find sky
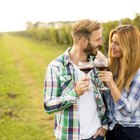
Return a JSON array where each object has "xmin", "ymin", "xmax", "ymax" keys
[{"xmin": 0, "ymin": 0, "xmax": 140, "ymax": 32}]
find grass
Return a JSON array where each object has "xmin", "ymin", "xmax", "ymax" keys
[{"xmin": 0, "ymin": 34, "xmax": 66, "ymax": 140}]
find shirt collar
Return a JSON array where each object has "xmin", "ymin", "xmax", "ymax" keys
[{"xmin": 63, "ymin": 47, "xmax": 72, "ymax": 66}]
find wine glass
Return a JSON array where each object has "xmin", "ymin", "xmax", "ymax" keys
[
  {"xmin": 78, "ymin": 61, "xmax": 94, "ymax": 74},
  {"xmin": 78, "ymin": 60, "xmax": 94, "ymax": 91},
  {"xmin": 94, "ymin": 57, "xmax": 109, "ymax": 90}
]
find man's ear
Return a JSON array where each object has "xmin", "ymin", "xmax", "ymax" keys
[{"xmin": 79, "ymin": 37, "xmax": 88, "ymax": 46}]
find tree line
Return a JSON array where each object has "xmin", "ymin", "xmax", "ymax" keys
[{"xmin": 11, "ymin": 13, "xmax": 140, "ymax": 54}]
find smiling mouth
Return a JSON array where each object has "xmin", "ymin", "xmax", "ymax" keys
[{"xmin": 112, "ymin": 51, "xmax": 116, "ymax": 54}]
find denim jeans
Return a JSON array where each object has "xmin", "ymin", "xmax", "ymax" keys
[{"xmin": 82, "ymin": 135, "xmax": 104, "ymax": 140}]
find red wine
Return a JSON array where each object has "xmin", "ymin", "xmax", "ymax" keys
[
  {"xmin": 95, "ymin": 66, "xmax": 108, "ymax": 71},
  {"xmin": 79, "ymin": 67, "xmax": 93, "ymax": 74}
]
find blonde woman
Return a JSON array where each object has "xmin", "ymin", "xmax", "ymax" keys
[{"xmin": 98, "ymin": 25, "xmax": 140, "ymax": 140}]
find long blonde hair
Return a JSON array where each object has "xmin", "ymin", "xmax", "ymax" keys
[{"xmin": 108, "ymin": 25, "xmax": 140, "ymax": 91}]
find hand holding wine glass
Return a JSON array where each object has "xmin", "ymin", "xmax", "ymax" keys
[
  {"xmin": 77, "ymin": 59, "xmax": 94, "ymax": 92},
  {"xmin": 74, "ymin": 76, "xmax": 90, "ymax": 96}
]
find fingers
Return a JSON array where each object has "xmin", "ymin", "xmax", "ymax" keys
[
  {"xmin": 93, "ymin": 130, "xmax": 100, "ymax": 139},
  {"xmin": 98, "ymin": 71, "xmax": 113, "ymax": 82},
  {"xmin": 77, "ymin": 76, "xmax": 90, "ymax": 87},
  {"xmin": 93, "ymin": 127, "xmax": 107, "ymax": 139},
  {"xmin": 98, "ymin": 71, "xmax": 112, "ymax": 77},
  {"xmin": 75, "ymin": 77, "xmax": 90, "ymax": 96}
]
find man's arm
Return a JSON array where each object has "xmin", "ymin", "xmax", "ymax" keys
[{"xmin": 44, "ymin": 64, "xmax": 78, "ymax": 114}]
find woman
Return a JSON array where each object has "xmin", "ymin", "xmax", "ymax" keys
[{"xmin": 98, "ymin": 25, "xmax": 140, "ymax": 140}]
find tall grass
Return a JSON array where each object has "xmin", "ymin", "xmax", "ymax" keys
[{"xmin": 0, "ymin": 34, "xmax": 66, "ymax": 140}]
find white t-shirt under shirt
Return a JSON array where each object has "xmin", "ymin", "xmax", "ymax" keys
[{"xmin": 73, "ymin": 63, "xmax": 101, "ymax": 139}]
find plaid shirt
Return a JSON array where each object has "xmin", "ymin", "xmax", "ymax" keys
[
  {"xmin": 44, "ymin": 48, "xmax": 107, "ymax": 140},
  {"xmin": 104, "ymin": 68, "xmax": 140, "ymax": 130}
]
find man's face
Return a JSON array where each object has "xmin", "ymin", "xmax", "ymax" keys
[{"xmin": 84, "ymin": 29, "xmax": 102, "ymax": 56}]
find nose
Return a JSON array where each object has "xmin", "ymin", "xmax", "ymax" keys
[
  {"xmin": 98, "ymin": 38, "xmax": 103, "ymax": 46},
  {"xmin": 110, "ymin": 42, "xmax": 116, "ymax": 49}
]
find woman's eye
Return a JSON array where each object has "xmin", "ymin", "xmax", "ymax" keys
[{"xmin": 115, "ymin": 42, "xmax": 119, "ymax": 45}]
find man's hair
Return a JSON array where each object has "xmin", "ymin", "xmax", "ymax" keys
[
  {"xmin": 71, "ymin": 19, "xmax": 101, "ymax": 43},
  {"xmin": 109, "ymin": 24, "xmax": 140, "ymax": 91}
]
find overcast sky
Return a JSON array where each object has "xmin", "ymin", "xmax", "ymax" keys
[{"xmin": 0, "ymin": 0, "xmax": 140, "ymax": 32}]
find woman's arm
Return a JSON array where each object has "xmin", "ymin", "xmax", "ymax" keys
[{"xmin": 98, "ymin": 70, "xmax": 140, "ymax": 116}]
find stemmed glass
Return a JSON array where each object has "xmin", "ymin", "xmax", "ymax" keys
[
  {"xmin": 78, "ymin": 55, "xmax": 95, "ymax": 74},
  {"xmin": 77, "ymin": 56, "xmax": 95, "ymax": 91},
  {"xmin": 78, "ymin": 61, "xmax": 94, "ymax": 74},
  {"xmin": 94, "ymin": 57, "xmax": 109, "ymax": 90}
]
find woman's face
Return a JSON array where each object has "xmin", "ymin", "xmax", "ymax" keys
[{"xmin": 110, "ymin": 33, "xmax": 123, "ymax": 58}]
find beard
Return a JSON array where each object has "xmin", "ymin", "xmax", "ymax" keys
[{"xmin": 84, "ymin": 42, "xmax": 100, "ymax": 57}]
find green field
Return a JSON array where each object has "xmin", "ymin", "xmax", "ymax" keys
[{"xmin": 0, "ymin": 34, "xmax": 66, "ymax": 140}]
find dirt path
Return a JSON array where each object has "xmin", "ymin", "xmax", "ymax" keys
[{"xmin": 3, "ymin": 34, "xmax": 55, "ymax": 139}]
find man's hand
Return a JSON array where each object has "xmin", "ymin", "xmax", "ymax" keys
[
  {"xmin": 93, "ymin": 127, "xmax": 107, "ymax": 139},
  {"xmin": 75, "ymin": 76, "xmax": 90, "ymax": 96}
]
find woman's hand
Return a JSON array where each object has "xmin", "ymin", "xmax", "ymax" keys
[
  {"xmin": 98, "ymin": 71, "xmax": 115, "ymax": 88},
  {"xmin": 98, "ymin": 71, "xmax": 121, "ymax": 102}
]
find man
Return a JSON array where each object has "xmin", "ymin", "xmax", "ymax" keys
[{"xmin": 44, "ymin": 19, "xmax": 108, "ymax": 140}]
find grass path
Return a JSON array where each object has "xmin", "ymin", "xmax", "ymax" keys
[{"xmin": 0, "ymin": 34, "xmax": 65, "ymax": 140}]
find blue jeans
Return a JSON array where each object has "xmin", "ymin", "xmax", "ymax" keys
[{"xmin": 82, "ymin": 135, "xmax": 104, "ymax": 140}]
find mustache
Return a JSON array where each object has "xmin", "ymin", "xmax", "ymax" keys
[{"xmin": 86, "ymin": 45, "xmax": 101, "ymax": 51}]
